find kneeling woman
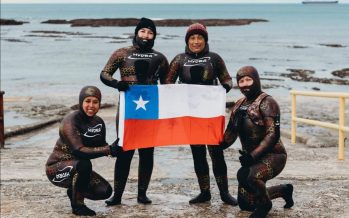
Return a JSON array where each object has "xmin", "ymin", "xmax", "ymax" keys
[
  {"xmin": 46, "ymin": 86, "xmax": 119, "ymax": 216},
  {"xmin": 220, "ymin": 67, "xmax": 293, "ymax": 218}
]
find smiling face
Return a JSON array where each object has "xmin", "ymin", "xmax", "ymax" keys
[
  {"xmin": 188, "ymin": 34, "xmax": 206, "ymax": 53},
  {"xmin": 82, "ymin": 96, "xmax": 100, "ymax": 117},
  {"xmin": 137, "ymin": 27, "xmax": 154, "ymax": 40}
]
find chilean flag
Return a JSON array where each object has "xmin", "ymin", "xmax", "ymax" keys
[{"xmin": 118, "ymin": 84, "xmax": 226, "ymax": 151}]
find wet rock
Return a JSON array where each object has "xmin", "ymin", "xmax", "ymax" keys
[
  {"xmin": 41, "ymin": 19, "xmax": 70, "ymax": 24},
  {"xmin": 332, "ymin": 68, "xmax": 349, "ymax": 78},
  {"xmin": 2, "ymin": 38, "xmax": 30, "ymax": 43},
  {"xmin": 288, "ymin": 45, "xmax": 308, "ymax": 49},
  {"xmin": 30, "ymin": 30, "xmax": 91, "ymax": 36},
  {"xmin": 281, "ymin": 69, "xmax": 349, "ymax": 85},
  {"xmin": 41, "ymin": 18, "xmax": 268, "ymax": 27},
  {"xmin": 319, "ymin": 43, "xmax": 346, "ymax": 48},
  {"xmin": 0, "ymin": 19, "xmax": 28, "ymax": 25}
]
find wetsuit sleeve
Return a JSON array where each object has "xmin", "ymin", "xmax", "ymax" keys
[
  {"xmin": 158, "ymin": 54, "xmax": 170, "ymax": 84},
  {"xmin": 100, "ymin": 49, "xmax": 125, "ymax": 88},
  {"xmin": 222, "ymin": 111, "xmax": 238, "ymax": 148},
  {"xmin": 212, "ymin": 53, "xmax": 233, "ymax": 89},
  {"xmin": 250, "ymin": 96, "xmax": 281, "ymax": 160},
  {"xmin": 164, "ymin": 55, "xmax": 181, "ymax": 84},
  {"xmin": 60, "ymin": 119, "xmax": 111, "ymax": 159}
]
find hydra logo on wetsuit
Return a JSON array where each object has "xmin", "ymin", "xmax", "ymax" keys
[
  {"xmin": 184, "ymin": 57, "xmax": 211, "ymax": 67},
  {"xmin": 83, "ymin": 124, "xmax": 102, "ymax": 138},
  {"xmin": 52, "ymin": 166, "xmax": 73, "ymax": 183},
  {"xmin": 127, "ymin": 53, "xmax": 158, "ymax": 60}
]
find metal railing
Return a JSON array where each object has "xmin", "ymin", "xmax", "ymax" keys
[{"xmin": 290, "ymin": 90, "xmax": 349, "ymax": 160}]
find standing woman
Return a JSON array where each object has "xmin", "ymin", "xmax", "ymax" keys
[
  {"xmin": 165, "ymin": 23, "xmax": 237, "ymax": 205},
  {"xmin": 100, "ymin": 17, "xmax": 169, "ymax": 205},
  {"xmin": 46, "ymin": 86, "xmax": 119, "ymax": 216},
  {"xmin": 220, "ymin": 66, "xmax": 294, "ymax": 218}
]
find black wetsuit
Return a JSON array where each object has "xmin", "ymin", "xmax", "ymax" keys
[
  {"xmin": 165, "ymin": 44, "xmax": 236, "ymax": 204},
  {"xmin": 100, "ymin": 38, "xmax": 169, "ymax": 204}
]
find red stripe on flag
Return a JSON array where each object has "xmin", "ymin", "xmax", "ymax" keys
[{"xmin": 122, "ymin": 116, "xmax": 225, "ymax": 151}]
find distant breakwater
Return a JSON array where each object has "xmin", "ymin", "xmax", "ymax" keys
[{"xmin": 1, "ymin": 18, "xmax": 268, "ymax": 27}]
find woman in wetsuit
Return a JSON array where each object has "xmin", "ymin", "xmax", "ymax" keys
[
  {"xmin": 164, "ymin": 23, "xmax": 237, "ymax": 206},
  {"xmin": 46, "ymin": 86, "xmax": 119, "ymax": 216},
  {"xmin": 220, "ymin": 66, "xmax": 294, "ymax": 218},
  {"xmin": 100, "ymin": 17, "xmax": 169, "ymax": 205}
]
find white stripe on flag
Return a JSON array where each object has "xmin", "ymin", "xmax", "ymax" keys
[
  {"xmin": 118, "ymin": 92, "xmax": 125, "ymax": 148},
  {"xmin": 158, "ymin": 84, "xmax": 226, "ymax": 119}
]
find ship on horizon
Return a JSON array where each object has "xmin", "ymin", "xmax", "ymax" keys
[{"xmin": 302, "ymin": 0, "xmax": 338, "ymax": 4}]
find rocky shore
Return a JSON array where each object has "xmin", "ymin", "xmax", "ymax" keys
[
  {"xmin": 1, "ymin": 106, "xmax": 348, "ymax": 218},
  {"xmin": 0, "ymin": 19, "xmax": 28, "ymax": 25},
  {"xmin": 0, "ymin": 18, "xmax": 267, "ymax": 27},
  {"xmin": 281, "ymin": 68, "xmax": 349, "ymax": 86}
]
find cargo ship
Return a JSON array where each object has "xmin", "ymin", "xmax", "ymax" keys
[{"xmin": 302, "ymin": 1, "xmax": 338, "ymax": 4}]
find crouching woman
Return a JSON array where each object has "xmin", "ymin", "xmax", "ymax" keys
[{"xmin": 46, "ymin": 86, "xmax": 120, "ymax": 216}]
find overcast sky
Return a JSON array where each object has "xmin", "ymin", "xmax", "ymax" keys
[{"xmin": 2, "ymin": 0, "xmax": 349, "ymax": 3}]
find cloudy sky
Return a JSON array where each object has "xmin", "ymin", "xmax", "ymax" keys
[{"xmin": 1, "ymin": 0, "xmax": 349, "ymax": 3}]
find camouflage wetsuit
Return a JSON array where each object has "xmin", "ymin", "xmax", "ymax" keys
[
  {"xmin": 165, "ymin": 44, "xmax": 236, "ymax": 205},
  {"xmin": 46, "ymin": 86, "xmax": 113, "ymax": 215},
  {"xmin": 100, "ymin": 36, "xmax": 169, "ymax": 204},
  {"xmin": 221, "ymin": 66, "xmax": 293, "ymax": 217}
]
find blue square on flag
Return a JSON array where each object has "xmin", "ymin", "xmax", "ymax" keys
[{"xmin": 124, "ymin": 85, "xmax": 159, "ymax": 120}]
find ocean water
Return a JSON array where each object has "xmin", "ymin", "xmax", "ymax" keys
[{"xmin": 1, "ymin": 3, "xmax": 349, "ymax": 100}]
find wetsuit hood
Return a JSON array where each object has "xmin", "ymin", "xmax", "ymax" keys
[
  {"xmin": 236, "ymin": 66, "xmax": 262, "ymax": 100},
  {"xmin": 79, "ymin": 86, "xmax": 102, "ymax": 117}
]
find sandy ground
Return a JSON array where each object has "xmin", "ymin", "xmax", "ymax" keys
[{"xmin": 1, "ymin": 105, "xmax": 349, "ymax": 218}]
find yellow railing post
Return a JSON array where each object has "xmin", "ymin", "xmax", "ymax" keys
[
  {"xmin": 291, "ymin": 93, "xmax": 297, "ymax": 144},
  {"xmin": 338, "ymin": 97, "xmax": 345, "ymax": 160},
  {"xmin": 289, "ymin": 90, "xmax": 348, "ymax": 160}
]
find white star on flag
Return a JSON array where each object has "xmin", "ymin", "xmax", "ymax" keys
[{"xmin": 133, "ymin": 95, "xmax": 149, "ymax": 111}]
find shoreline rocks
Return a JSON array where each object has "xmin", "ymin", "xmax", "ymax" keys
[
  {"xmin": 0, "ymin": 19, "xmax": 28, "ymax": 25},
  {"xmin": 41, "ymin": 18, "xmax": 268, "ymax": 27},
  {"xmin": 332, "ymin": 68, "xmax": 349, "ymax": 78},
  {"xmin": 281, "ymin": 68, "xmax": 349, "ymax": 85}
]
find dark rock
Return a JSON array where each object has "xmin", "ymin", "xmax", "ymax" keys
[
  {"xmin": 332, "ymin": 68, "xmax": 349, "ymax": 78},
  {"xmin": 319, "ymin": 43, "xmax": 346, "ymax": 48},
  {"xmin": 288, "ymin": 45, "xmax": 308, "ymax": 49},
  {"xmin": 0, "ymin": 19, "xmax": 28, "ymax": 25},
  {"xmin": 41, "ymin": 19, "xmax": 70, "ymax": 24},
  {"xmin": 281, "ymin": 68, "xmax": 349, "ymax": 85},
  {"xmin": 30, "ymin": 30, "xmax": 91, "ymax": 36},
  {"xmin": 312, "ymin": 87, "xmax": 321, "ymax": 91},
  {"xmin": 2, "ymin": 38, "xmax": 30, "ymax": 43},
  {"xmin": 41, "ymin": 18, "xmax": 268, "ymax": 27}
]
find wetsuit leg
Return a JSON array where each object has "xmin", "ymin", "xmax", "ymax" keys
[
  {"xmin": 208, "ymin": 145, "xmax": 237, "ymax": 205},
  {"xmin": 267, "ymin": 184, "xmax": 294, "ymax": 208},
  {"xmin": 105, "ymin": 149, "xmax": 135, "ymax": 205},
  {"xmin": 46, "ymin": 160, "xmax": 75, "ymax": 188},
  {"xmin": 246, "ymin": 153, "xmax": 286, "ymax": 218},
  {"xmin": 84, "ymin": 171, "xmax": 112, "ymax": 200},
  {"xmin": 46, "ymin": 159, "xmax": 93, "ymax": 208},
  {"xmin": 189, "ymin": 145, "xmax": 211, "ymax": 204},
  {"xmin": 70, "ymin": 160, "xmax": 96, "ymax": 216},
  {"xmin": 137, "ymin": 147, "xmax": 154, "ymax": 204}
]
